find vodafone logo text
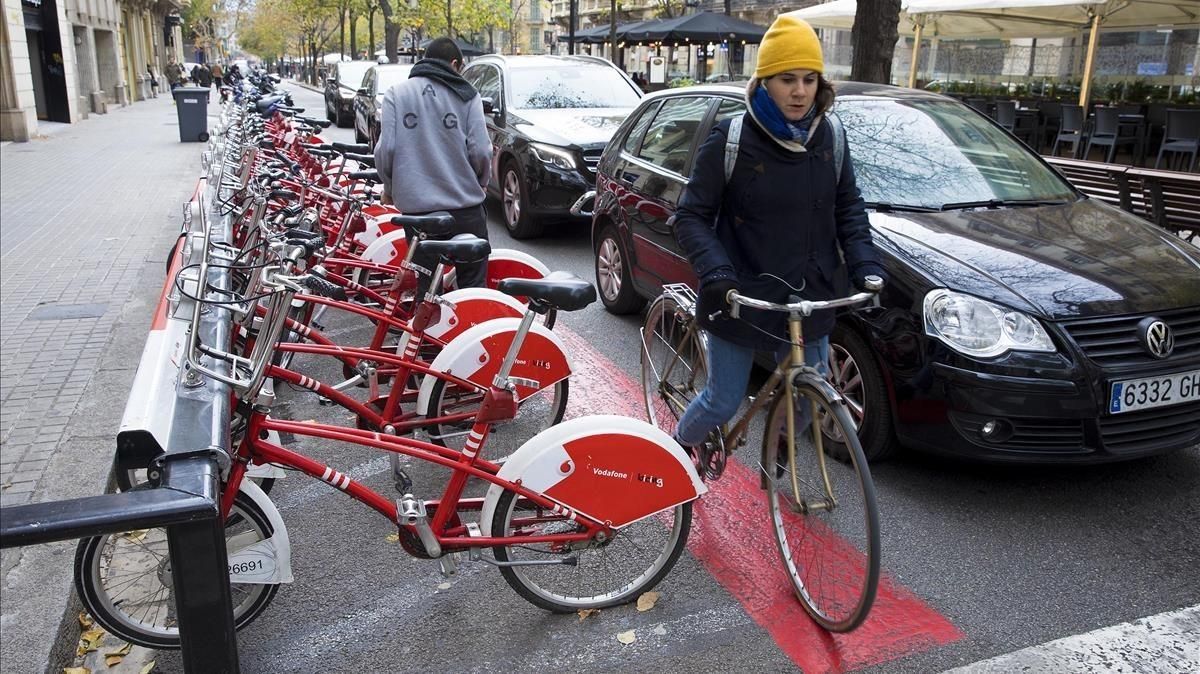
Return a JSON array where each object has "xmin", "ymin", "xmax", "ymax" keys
[{"xmin": 591, "ymin": 467, "xmax": 628, "ymax": 479}]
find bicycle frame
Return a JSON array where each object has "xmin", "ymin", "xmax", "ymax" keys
[{"xmin": 222, "ymin": 397, "xmax": 609, "ymax": 551}]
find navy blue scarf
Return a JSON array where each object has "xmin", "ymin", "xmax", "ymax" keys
[{"xmin": 750, "ymin": 85, "xmax": 817, "ymax": 144}]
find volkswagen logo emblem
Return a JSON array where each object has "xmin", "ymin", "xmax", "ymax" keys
[{"xmin": 1137, "ymin": 318, "xmax": 1174, "ymax": 359}]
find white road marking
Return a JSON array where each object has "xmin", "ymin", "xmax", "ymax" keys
[{"xmin": 944, "ymin": 604, "xmax": 1200, "ymax": 674}]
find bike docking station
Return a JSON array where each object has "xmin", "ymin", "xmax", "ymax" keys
[{"xmin": 0, "ymin": 120, "xmax": 244, "ymax": 673}]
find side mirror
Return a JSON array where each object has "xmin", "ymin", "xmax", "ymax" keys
[
  {"xmin": 356, "ymin": 88, "xmax": 368, "ymax": 96},
  {"xmin": 326, "ymin": 77, "xmax": 337, "ymax": 84},
  {"xmin": 481, "ymin": 96, "xmax": 495, "ymax": 115}
]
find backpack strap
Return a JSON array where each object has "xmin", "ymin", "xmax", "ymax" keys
[
  {"xmin": 723, "ymin": 115, "xmax": 743, "ymax": 183},
  {"xmin": 827, "ymin": 111, "xmax": 845, "ymax": 183},
  {"xmin": 722, "ymin": 112, "xmax": 844, "ymax": 185}
]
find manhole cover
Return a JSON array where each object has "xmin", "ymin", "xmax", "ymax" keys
[{"xmin": 28, "ymin": 303, "xmax": 109, "ymax": 320}]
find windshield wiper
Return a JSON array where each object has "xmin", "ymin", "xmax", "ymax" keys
[
  {"xmin": 939, "ymin": 198, "xmax": 1071, "ymax": 211},
  {"xmin": 865, "ymin": 201, "xmax": 939, "ymax": 213}
]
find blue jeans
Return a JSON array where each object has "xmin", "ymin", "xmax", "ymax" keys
[{"xmin": 675, "ymin": 332, "xmax": 830, "ymax": 447}]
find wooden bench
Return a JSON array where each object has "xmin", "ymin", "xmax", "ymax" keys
[{"xmin": 1044, "ymin": 156, "xmax": 1199, "ymax": 244}]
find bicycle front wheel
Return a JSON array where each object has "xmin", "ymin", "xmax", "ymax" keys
[
  {"xmin": 73, "ymin": 490, "xmax": 279, "ymax": 649},
  {"xmin": 490, "ymin": 490, "xmax": 691, "ymax": 613},
  {"xmin": 763, "ymin": 381, "xmax": 880, "ymax": 632},
  {"xmin": 641, "ymin": 295, "xmax": 707, "ymax": 436}
]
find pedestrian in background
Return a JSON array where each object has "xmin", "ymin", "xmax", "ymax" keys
[
  {"xmin": 166, "ymin": 59, "xmax": 183, "ymax": 91},
  {"xmin": 669, "ymin": 15, "xmax": 886, "ymax": 461},
  {"xmin": 191, "ymin": 63, "xmax": 213, "ymax": 88},
  {"xmin": 374, "ymin": 36, "xmax": 492, "ymax": 295},
  {"xmin": 146, "ymin": 63, "xmax": 158, "ymax": 95},
  {"xmin": 210, "ymin": 62, "xmax": 224, "ymax": 88}
]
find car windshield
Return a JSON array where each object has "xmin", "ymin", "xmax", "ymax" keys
[
  {"xmin": 374, "ymin": 65, "xmax": 414, "ymax": 93},
  {"xmin": 509, "ymin": 65, "xmax": 641, "ymax": 109},
  {"xmin": 836, "ymin": 97, "xmax": 1076, "ymax": 209},
  {"xmin": 338, "ymin": 62, "xmax": 373, "ymax": 88}
]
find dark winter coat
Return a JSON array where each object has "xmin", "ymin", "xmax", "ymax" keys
[{"xmin": 673, "ymin": 112, "xmax": 883, "ymax": 351}]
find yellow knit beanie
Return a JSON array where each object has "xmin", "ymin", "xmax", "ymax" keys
[{"xmin": 754, "ymin": 15, "xmax": 824, "ymax": 79}]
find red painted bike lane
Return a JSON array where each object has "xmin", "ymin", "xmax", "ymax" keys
[{"xmin": 558, "ymin": 327, "xmax": 963, "ymax": 673}]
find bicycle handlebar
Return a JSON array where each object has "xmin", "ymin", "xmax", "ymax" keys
[{"xmin": 725, "ymin": 275, "xmax": 883, "ymax": 320}]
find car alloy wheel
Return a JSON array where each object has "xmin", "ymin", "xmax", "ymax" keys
[
  {"xmin": 828, "ymin": 324, "xmax": 898, "ymax": 461},
  {"xmin": 595, "ymin": 225, "xmax": 644, "ymax": 314},
  {"xmin": 501, "ymin": 162, "xmax": 543, "ymax": 239}
]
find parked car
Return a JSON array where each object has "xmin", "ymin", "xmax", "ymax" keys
[
  {"xmin": 353, "ymin": 63, "xmax": 414, "ymax": 146},
  {"xmin": 461, "ymin": 54, "xmax": 643, "ymax": 238},
  {"xmin": 325, "ymin": 60, "xmax": 374, "ymax": 127},
  {"xmin": 592, "ymin": 82, "xmax": 1200, "ymax": 464}
]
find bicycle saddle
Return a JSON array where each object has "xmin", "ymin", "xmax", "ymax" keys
[
  {"xmin": 391, "ymin": 213, "xmax": 455, "ymax": 240},
  {"xmin": 418, "ymin": 234, "xmax": 490, "ymax": 264},
  {"xmin": 345, "ymin": 152, "xmax": 374, "ymax": 167},
  {"xmin": 331, "ymin": 142, "xmax": 372, "ymax": 155},
  {"xmin": 498, "ymin": 271, "xmax": 596, "ymax": 312}
]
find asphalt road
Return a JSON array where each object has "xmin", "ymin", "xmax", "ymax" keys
[{"xmin": 157, "ymin": 84, "xmax": 1199, "ymax": 673}]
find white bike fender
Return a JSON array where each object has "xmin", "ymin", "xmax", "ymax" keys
[
  {"xmin": 359, "ymin": 229, "xmax": 409, "ymax": 267},
  {"xmin": 415, "ymin": 317, "xmax": 572, "ymax": 416},
  {"xmin": 479, "ymin": 416, "xmax": 707, "ymax": 531},
  {"xmin": 444, "ymin": 248, "xmax": 551, "ymax": 290},
  {"xmin": 227, "ymin": 479, "xmax": 294, "ymax": 584},
  {"xmin": 425, "ymin": 288, "xmax": 526, "ymax": 342}
]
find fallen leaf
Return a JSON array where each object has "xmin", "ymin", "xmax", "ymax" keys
[
  {"xmin": 636, "ymin": 591, "xmax": 661, "ymax": 612},
  {"xmin": 63, "ymin": 668, "xmax": 91, "ymax": 674},
  {"xmin": 122, "ymin": 530, "xmax": 148, "ymax": 543},
  {"xmin": 616, "ymin": 630, "xmax": 636, "ymax": 645},
  {"xmin": 437, "ymin": 582, "xmax": 451, "ymax": 590},
  {"xmin": 104, "ymin": 642, "xmax": 132, "ymax": 667},
  {"xmin": 577, "ymin": 608, "xmax": 600, "ymax": 622},
  {"xmin": 77, "ymin": 612, "xmax": 94, "ymax": 629},
  {"xmin": 139, "ymin": 663, "xmax": 156, "ymax": 674},
  {"xmin": 76, "ymin": 628, "xmax": 105, "ymax": 656},
  {"xmin": 385, "ymin": 533, "xmax": 399, "ymax": 542}
]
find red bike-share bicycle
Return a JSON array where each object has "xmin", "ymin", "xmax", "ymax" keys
[{"xmin": 74, "ymin": 219, "xmax": 708, "ymax": 648}]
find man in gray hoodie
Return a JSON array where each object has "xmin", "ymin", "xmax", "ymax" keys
[{"xmin": 375, "ymin": 38, "xmax": 493, "ymax": 293}]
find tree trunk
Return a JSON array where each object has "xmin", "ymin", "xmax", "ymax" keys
[
  {"xmin": 368, "ymin": 9, "xmax": 376, "ymax": 56},
  {"xmin": 446, "ymin": 0, "xmax": 453, "ymax": 38},
  {"xmin": 850, "ymin": 0, "xmax": 903, "ymax": 84},
  {"xmin": 339, "ymin": 7, "xmax": 346, "ymax": 58},
  {"xmin": 609, "ymin": 0, "xmax": 617, "ymax": 58},
  {"xmin": 378, "ymin": 0, "xmax": 399, "ymax": 63},
  {"xmin": 350, "ymin": 10, "xmax": 358, "ymax": 57}
]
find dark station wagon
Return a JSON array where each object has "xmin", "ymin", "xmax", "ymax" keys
[{"xmin": 592, "ymin": 82, "xmax": 1200, "ymax": 464}]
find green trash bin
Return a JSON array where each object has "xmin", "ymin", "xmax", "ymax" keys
[{"xmin": 172, "ymin": 86, "xmax": 211, "ymax": 142}]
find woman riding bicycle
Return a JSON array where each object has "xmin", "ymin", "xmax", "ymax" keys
[{"xmin": 671, "ymin": 15, "xmax": 887, "ymax": 456}]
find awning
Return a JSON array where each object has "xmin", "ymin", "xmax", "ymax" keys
[{"xmin": 785, "ymin": 0, "xmax": 1200, "ymax": 103}]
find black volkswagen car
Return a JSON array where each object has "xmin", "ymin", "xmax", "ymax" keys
[
  {"xmin": 593, "ymin": 83, "xmax": 1200, "ymax": 464},
  {"xmin": 461, "ymin": 54, "xmax": 642, "ymax": 239}
]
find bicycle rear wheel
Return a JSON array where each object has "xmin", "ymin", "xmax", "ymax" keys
[
  {"xmin": 426, "ymin": 378, "xmax": 568, "ymax": 461},
  {"xmin": 763, "ymin": 380, "xmax": 880, "ymax": 632},
  {"xmin": 490, "ymin": 490, "xmax": 691, "ymax": 612},
  {"xmin": 641, "ymin": 295, "xmax": 707, "ymax": 436},
  {"xmin": 73, "ymin": 490, "xmax": 279, "ymax": 649}
]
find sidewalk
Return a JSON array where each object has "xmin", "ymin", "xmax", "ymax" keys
[{"xmin": 0, "ymin": 94, "xmax": 208, "ymax": 673}]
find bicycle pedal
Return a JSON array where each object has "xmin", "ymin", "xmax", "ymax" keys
[
  {"xmin": 317, "ymin": 397, "xmax": 335, "ymax": 406},
  {"xmin": 438, "ymin": 553, "xmax": 458, "ymax": 577}
]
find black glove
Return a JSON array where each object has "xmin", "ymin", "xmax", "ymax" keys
[
  {"xmin": 699, "ymin": 278, "xmax": 739, "ymax": 318},
  {"xmin": 853, "ymin": 264, "xmax": 888, "ymax": 292}
]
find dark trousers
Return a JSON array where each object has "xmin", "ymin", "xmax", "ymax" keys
[{"xmin": 410, "ymin": 203, "xmax": 489, "ymax": 297}]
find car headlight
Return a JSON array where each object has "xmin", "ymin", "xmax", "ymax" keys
[
  {"xmin": 529, "ymin": 142, "xmax": 577, "ymax": 170},
  {"xmin": 923, "ymin": 289, "xmax": 1055, "ymax": 358}
]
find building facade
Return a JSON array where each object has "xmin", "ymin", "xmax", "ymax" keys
[{"xmin": 0, "ymin": 0, "xmax": 184, "ymax": 141}]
